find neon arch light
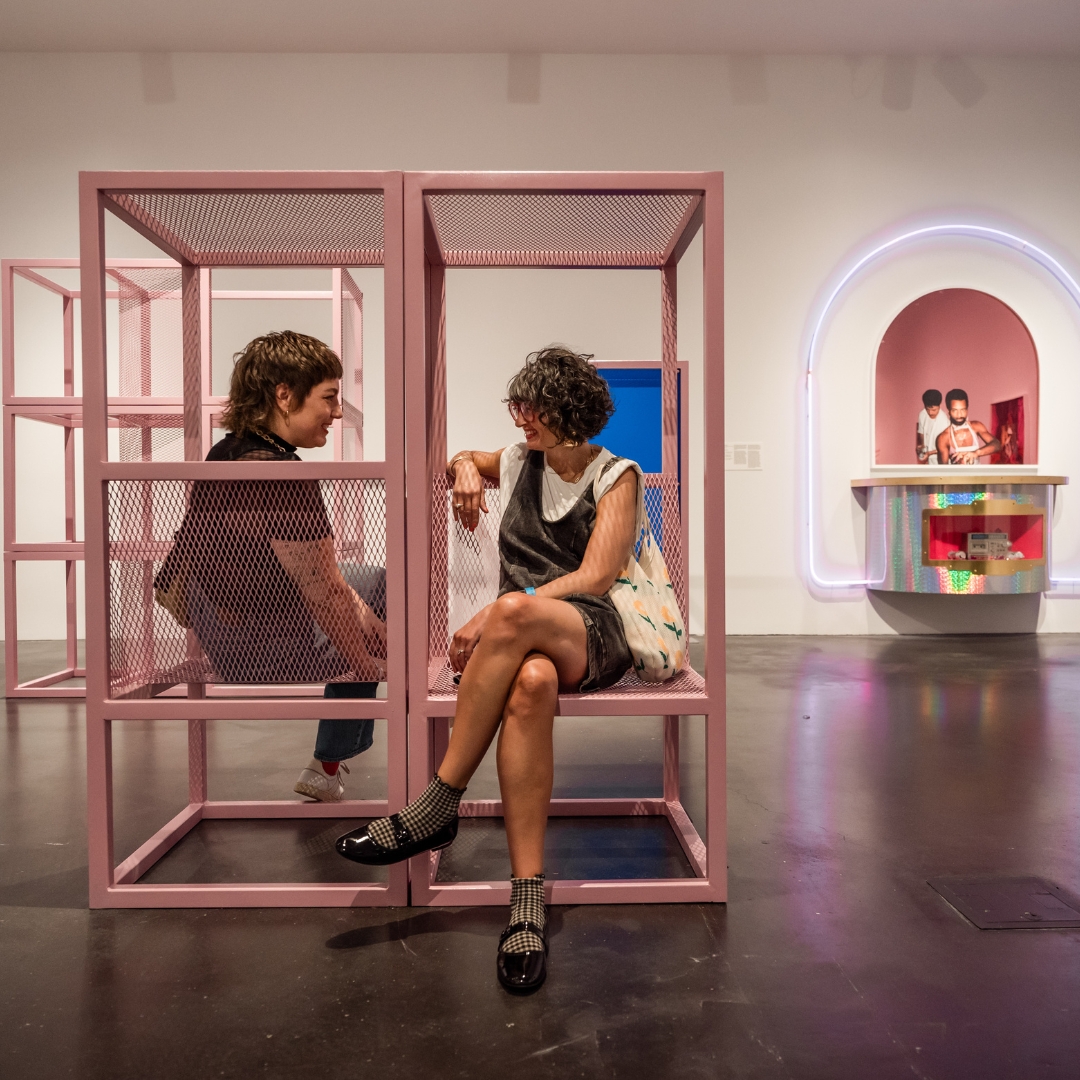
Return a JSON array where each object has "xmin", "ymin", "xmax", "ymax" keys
[{"xmin": 806, "ymin": 223, "xmax": 1080, "ymax": 590}]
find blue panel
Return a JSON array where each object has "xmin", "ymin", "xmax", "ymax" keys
[
  {"xmin": 597, "ymin": 368, "xmax": 663, "ymax": 473},
  {"xmin": 597, "ymin": 367, "xmax": 683, "ymax": 551}
]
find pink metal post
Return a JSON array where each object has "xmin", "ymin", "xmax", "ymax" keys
[
  {"xmin": 79, "ymin": 172, "xmax": 408, "ymax": 907},
  {"xmin": 403, "ymin": 172, "xmax": 726, "ymax": 906}
]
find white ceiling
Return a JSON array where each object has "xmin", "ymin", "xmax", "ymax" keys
[{"xmin": 1, "ymin": 0, "xmax": 1079, "ymax": 56}]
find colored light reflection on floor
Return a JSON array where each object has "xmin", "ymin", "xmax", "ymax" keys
[
  {"xmin": 785, "ymin": 652, "xmax": 877, "ymax": 955},
  {"xmin": 919, "ymin": 680, "xmax": 946, "ymax": 723}
]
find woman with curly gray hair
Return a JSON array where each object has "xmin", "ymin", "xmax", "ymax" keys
[{"xmin": 337, "ymin": 346, "xmax": 642, "ymax": 993}]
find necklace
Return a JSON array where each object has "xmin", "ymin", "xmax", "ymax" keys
[
  {"xmin": 550, "ymin": 445, "xmax": 600, "ymax": 484},
  {"xmin": 251, "ymin": 428, "xmax": 295, "ymax": 455}
]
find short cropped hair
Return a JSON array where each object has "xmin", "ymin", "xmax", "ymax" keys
[
  {"xmin": 220, "ymin": 331, "xmax": 343, "ymax": 437},
  {"xmin": 922, "ymin": 389, "xmax": 942, "ymax": 408},
  {"xmin": 505, "ymin": 346, "xmax": 615, "ymax": 445},
  {"xmin": 945, "ymin": 388, "xmax": 968, "ymax": 409}
]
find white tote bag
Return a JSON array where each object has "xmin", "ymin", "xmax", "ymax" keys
[{"xmin": 608, "ymin": 514, "xmax": 687, "ymax": 683}]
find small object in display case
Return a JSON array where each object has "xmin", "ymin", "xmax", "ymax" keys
[{"xmin": 967, "ymin": 532, "xmax": 1010, "ymax": 559}]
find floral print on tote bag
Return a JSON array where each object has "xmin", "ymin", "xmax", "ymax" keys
[{"xmin": 608, "ymin": 515, "xmax": 686, "ymax": 683}]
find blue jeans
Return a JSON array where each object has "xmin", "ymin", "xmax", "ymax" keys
[
  {"xmin": 312, "ymin": 563, "xmax": 383, "ymax": 762},
  {"xmin": 314, "ymin": 681, "xmax": 376, "ymax": 763},
  {"xmin": 189, "ymin": 563, "xmax": 384, "ymax": 764}
]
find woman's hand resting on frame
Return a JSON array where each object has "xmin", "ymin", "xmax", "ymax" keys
[
  {"xmin": 450, "ymin": 603, "xmax": 493, "ymax": 672},
  {"xmin": 447, "ymin": 449, "xmax": 502, "ymax": 532},
  {"xmin": 451, "ymin": 456, "xmax": 489, "ymax": 532}
]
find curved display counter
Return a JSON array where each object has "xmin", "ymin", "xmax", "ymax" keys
[{"xmin": 851, "ymin": 475, "xmax": 1068, "ymax": 594}]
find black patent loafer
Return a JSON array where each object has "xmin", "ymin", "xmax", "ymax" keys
[
  {"xmin": 496, "ymin": 919, "xmax": 548, "ymax": 994},
  {"xmin": 335, "ymin": 814, "xmax": 458, "ymax": 866}
]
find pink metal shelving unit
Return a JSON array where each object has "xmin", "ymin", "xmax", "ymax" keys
[
  {"xmin": 79, "ymin": 171, "xmax": 407, "ymax": 907},
  {"xmin": 3, "ymin": 259, "xmax": 174, "ymax": 696},
  {"xmin": 4, "ymin": 259, "xmax": 88, "ymax": 697},
  {"xmin": 3, "ymin": 259, "xmax": 365, "ymax": 698},
  {"xmin": 403, "ymin": 171, "xmax": 726, "ymax": 905}
]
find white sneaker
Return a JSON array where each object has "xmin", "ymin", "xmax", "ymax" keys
[{"xmin": 294, "ymin": 759, "xmax": 350, "ymax": 802}]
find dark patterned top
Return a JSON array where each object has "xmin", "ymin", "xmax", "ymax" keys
[{"xmin": 166, "ymin": 431, "xmax": 331, "ymax": 640}]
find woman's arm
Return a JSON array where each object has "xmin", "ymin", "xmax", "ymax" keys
[
  {"xmin": 271, "ymin": 535, "xmax": 386, "ymax": 680},
  {"xmin": 448, "ymin": 449, "xmax": 503, "ymax": 532},
  {"xmin": 539, "ymin": 469, "xmax": 638, "ymax": 598}
]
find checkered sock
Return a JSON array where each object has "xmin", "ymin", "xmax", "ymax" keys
[
  {"xmin": 501, "ymin": 875, "xmax": 546, "ymax": 954},
  {"xmin": 367, "ymin": 775, "xmax": 464, "ymax": 850}
]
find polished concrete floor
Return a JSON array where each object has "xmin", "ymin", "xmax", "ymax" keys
[{"xmin": 3, "ymin": 635, "xmax": 1080, "ymax": 1079}]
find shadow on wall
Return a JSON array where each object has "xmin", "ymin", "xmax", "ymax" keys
[{"xmin": 869, "ymin": 590, "xmax": 1042, "ymax": 634}]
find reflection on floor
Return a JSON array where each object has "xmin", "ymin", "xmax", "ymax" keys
[{"xmin": 3, "ymin": 635, "xmax": 1079, "ymax": 1079}]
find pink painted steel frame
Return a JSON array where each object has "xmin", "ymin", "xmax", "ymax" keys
[
  {"xmin": 403, "ymin": 172, "xmax": 725, "ymax": 906},
  {"xmin": 3, "ymin": 258, "xmax": 175, "ymax": 698},
  {"xmin": 79, "ymin": 171, "xmax": 407, "ymax": 908},
  {"xmin": 3, "ymin": 261, "xmax": 355, "ymax": 699},
  {"xmin": 3, "ymin": 259, "xmax": 85, "ymax": 697}
]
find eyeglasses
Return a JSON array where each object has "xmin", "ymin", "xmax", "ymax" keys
[{"xmin": 507, "ymin": 401, "xmax": 537, "ymax": 423}]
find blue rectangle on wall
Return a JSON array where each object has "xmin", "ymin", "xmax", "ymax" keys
[
  {"xmin": 597, "ymin": 366, "xmax": 682, "ymax": 551},
  {"xmin": 597, "ymin": 367, "xmax": 681, "ymax": 477},
  {"xmin": 597, "ymin": 368, "xmax": 662, "ymax": 472}
]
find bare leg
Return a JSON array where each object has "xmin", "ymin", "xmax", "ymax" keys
[
  {"xmin": 338, "ymin": 594, "xmax": 587, "ymax": 863},
  {"xmin": 437, "ymin": 593, "xmax": 587, "ymax": 789},
  {"xmin": 496, "ymin": 653, "xmax": 559, "ymax": 878}
]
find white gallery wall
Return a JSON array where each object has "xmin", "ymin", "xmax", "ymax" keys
[{"xmin": 2, "ymin": 51, "xmax": 1080, "ymax": 636}]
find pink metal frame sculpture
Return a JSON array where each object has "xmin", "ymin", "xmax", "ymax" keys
[
  {"xmin": 4, "ymin": 259, "xmax": 88, "ymax": 697},
  {"xmin": 4, "ymin": 259, "xmax": 363, "ymax": 698},
  {"xmin": 79, "ymin": 171, "xmax": 407, "ymax": 907},
  {"xmin": 403, "ymin": 172, "xmax": 726, "ymax": 905},
  {"xmin": 3, "ymin": 259, "xmax": 174, "ymax": 697}
]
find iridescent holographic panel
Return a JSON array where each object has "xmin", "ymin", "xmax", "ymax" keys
[{"xmin": 866, "ymin": 484, "xmax": 1050, "ymax": 594}]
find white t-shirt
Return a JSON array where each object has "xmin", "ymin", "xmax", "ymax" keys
[
  {"xmin": 917, "ymin": 408, "xmax": 950, "ymax": 465},
  {"xmin": 499, "ymin": 443, "xmax": 643, "ymax": 526}
]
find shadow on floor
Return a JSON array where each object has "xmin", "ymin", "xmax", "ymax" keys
[{"xmin": 325, "ymin": 905, "xmax": 568, "ymax": 950}]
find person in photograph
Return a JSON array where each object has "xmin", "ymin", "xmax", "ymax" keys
[
  {"xmin": 935, "ymin": 388, "xmax": 1001, "ymax": 465},
  {"xmin": 335, "ymin": 345, "xmax": 642, "ymax": 994},
  {"xmin": 998, "ymin": 421, "xmax": 1020, "ymax": 465},
  {"xmin": 916, "ymin": 388, "xmax": 949, "ymax": 465}
]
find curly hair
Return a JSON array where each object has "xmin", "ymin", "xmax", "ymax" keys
[
  {"xmin": 220, "ymin": 331, "xmax": 343, "ymax": 437},
  {"xmin": 505, "ymin": 346, "xmax": 614, "ymax": 445}
]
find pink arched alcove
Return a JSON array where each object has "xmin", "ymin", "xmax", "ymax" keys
[{"xmin": 874, "ymin": 288, "xmax": 1038, "ymax": 465}]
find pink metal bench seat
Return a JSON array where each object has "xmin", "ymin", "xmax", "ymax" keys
[{"xmin": 427, "ymin": 656, "xmax": 706, "ymax": 703}]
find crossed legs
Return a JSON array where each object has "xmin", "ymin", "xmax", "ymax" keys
[{"xmin": 437, "ymin": 593, "xmax": 588, "ymax": 875}]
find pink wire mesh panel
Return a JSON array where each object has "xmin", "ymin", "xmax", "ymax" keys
[
  {"xmin": 107, "ymin": 478, "xmax": 387, "ymax": 697},
  {"xmin": 340, "ymin": 269, "xmax": 364, "ymax": 460},
  {"xmin": 111, "ymin": 266, "xmax": 185, "ymax": 461},
  {"xmin": 425, "ymin": 193, "xmax": 699, "ymax": 267},
  {"xmin": 426, "ymin": 474, "xmax": 703, "ymax": 699},
  {"xmin": 106, "ymin": 192, "xmax": 385, "ymax": 267}
]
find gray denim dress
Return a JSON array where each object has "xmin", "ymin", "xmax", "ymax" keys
[{"xmin": 498, "ymin": 449, "xmax": 632, "ymax": 692}]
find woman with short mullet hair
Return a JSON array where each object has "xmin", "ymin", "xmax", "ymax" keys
[
  {"xmin": 160, "ymin": 330, "xmax": 387, "ymax": 804},
  {"xmin": 337, "ymin": 345, "xmax": 642, "ymax": 994}
]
